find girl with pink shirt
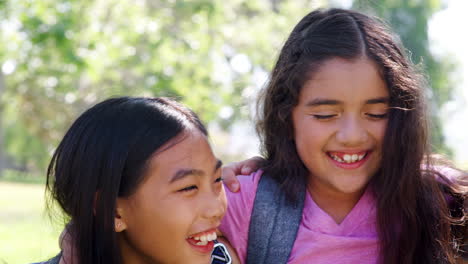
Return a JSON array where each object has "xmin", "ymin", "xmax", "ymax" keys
[{"xmin": 220, "ymin": 8, "xmax": 467, "ymax": 264}]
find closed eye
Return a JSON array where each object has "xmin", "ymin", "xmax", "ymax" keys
[
  {"xmin": 366, "ymin": 113, "xmax": 388, "ymax": 119},
  {"xmin": 313, "ymin": 114, "xmax": 337, "ymax": 120},
  {"xmin": 178, "ymin": 185, "xmax": 198, "ymax": 192},
  {"xmin": 215, "ymin": 177, "xmax": 223, "ymax": 183}
]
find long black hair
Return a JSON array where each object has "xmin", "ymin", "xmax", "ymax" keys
[
  {"xmin": 46, "ymin": 97, "xmax": 207, "ymax": 264},
  {"xmin": 256, "ymin": 8, "xmax": 467, "ymax": 263}
]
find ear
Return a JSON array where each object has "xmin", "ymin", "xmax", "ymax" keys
[{"xmin": 114, "ymin": 200, "xmax": 128, "ymax": 232}]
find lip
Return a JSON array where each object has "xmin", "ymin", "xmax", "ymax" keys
[
  {"xmin": 187, "ymin": 238, "xmax": 216, "ymax": 254},
  {"xmin": 186, "ymin": 228, "xmax": 217, "ymax": 254},
  {"xmin": 187, "ymin": 228, "xmax": 218, "ymax": 239},
  {"xmin": 327, "ymin": 150, "xmax": 372, "ymax": 169}
]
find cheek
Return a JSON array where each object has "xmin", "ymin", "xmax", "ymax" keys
[
  {"xmin": 371, "ymin": 121, "xmax": 387, "ymax": 144},
  {"xmin": 294, "ymin": 117, "xmax": 313, "ymax": 143},
  {"xmin": 128, "ymin": 195, "xmax": 193, "ymax": 233},
  {"xmin": 295, "ymin": 122, "xmax": 329, "ymax": 149},
  {"xmin": 126, "ymin": 203, "xmax": 157, "ymax": 233},
  {"xmin": 125, "ymin": 197, "xmax": 195, "ymax": 247},
  {"xmin": 123, "ymin": 201, "xmax": 192, "ymax": 263},
  {"xmin": 219, "ymin": 187, "xmax": 228, "ymax": 215},
  {"xmin": 157, "ymin": 196, "xmax": 195, "ymax": 222}
]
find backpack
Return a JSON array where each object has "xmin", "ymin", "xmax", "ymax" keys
[{"xmin": 246, "ymin": 175, "xmax": 306, "ymax": 264}]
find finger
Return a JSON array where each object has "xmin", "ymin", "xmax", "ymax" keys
[
  {"xmin": 223, "ymin": 173, "xmax": 240, "ymax": 192},
  {"xmin": 240, "ymin": 156, "xmax": 264, "ymax": 175},
  {"xmin": 222, "ymin": 164, "xmax": 241, "ymax": 192},
  {"xmin": 240, "ymin": 166, "xmax": 253, "ymax": 175}
]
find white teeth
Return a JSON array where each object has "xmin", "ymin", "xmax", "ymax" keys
[
  {"xmin": 343, "ymin": 154, "xmax": 351, "ymax": 162},
  {"xmin": 330, "ymin": 153, "xmax": 366, "ymax": 164},
  {"xmin": 196, "ymin": 240, "xmax": 208, "ymax": 246},
  {"xmin": 330, "ymin": 154, "xmax": 344, "ymax": 162},
  {"xmin": 190, "ymin": 231, "xmax": 217, "ymax": 245},
  {"xmin": 210, "ymin": 233, "xmax": 217, "ymax": 241}
]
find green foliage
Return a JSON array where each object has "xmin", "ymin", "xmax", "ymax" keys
[
  {"xmin": 0, "ymin": 0, "xmax": 330, "ymax": 173},
  {"xmin": 353, "ymin": 0, "xmax": 455, "ymax": 155},
  {"xmin": 0, "ymin": 0, "xmax": 454, "ymax": 173}
]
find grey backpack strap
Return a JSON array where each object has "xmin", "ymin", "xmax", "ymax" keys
[{"xmin": 246, "ymin": 175, "xmax": 306, "ymax": 264}]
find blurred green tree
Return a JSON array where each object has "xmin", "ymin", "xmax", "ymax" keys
[
  {"xmin": 0, "ymin": 0, "xmax": 453, "ymax": 175},
  {"xmin": 353, "ymin": 0, "xmax": 454, "ymax": 155},
  {"xmin": 0, "ymin": 0, "xmax": 328, "ymax": 174}
]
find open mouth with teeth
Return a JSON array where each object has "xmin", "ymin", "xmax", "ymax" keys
[
  {"xmin": 327, "ymin": 151, "xmax": 370, "ymax": 167},
  {"xmin": 186, "ymin": 229, "xmax": 217, "ymax": 254}
]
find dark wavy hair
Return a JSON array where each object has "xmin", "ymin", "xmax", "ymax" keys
[
  {"xmin": 256, "ymin": 8, "xmax": 467, "ymax": 263},
  {"xmin": 46, "ymin": 97, "xmax": 207, "ymax": 264}
]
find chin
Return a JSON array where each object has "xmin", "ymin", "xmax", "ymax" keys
[{"xmin": 335, "ymin": 180, "xmax": 369, "ymax": 194}]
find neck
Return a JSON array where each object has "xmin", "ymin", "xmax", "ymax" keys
[{"xmin": 307, "ymin": 180, "xmax": 366, "ymax": 224}]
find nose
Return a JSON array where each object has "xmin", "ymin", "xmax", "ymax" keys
[
  {"xmin": 201, "ymin": 187, "xmax": 227, "ymax": 221},
  {"xmin": 335, "ymin": 115, "xmax": 368, "ymax": 147}
]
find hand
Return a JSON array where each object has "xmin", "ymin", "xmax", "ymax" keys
[{"xmin": 222, "ymin": 156, "xmax": 264, "ymax": 192}]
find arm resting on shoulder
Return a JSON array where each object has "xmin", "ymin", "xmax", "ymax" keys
[{"xmin": 222, "ymin": 156, "xmax": 264, "ymax": 192}]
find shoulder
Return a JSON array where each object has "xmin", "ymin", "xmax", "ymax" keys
[
  {"xmin": 421, "ymin": 156, "xmax": 467, "ymax": 184},
  {"xmin": 224, "ymin": 170, "xmax": 263, "ymax": 207},
  {"xmin": 219, "ymin": 170, "xmax": 264, "ymax": 263},
  {"xmin": 221, "ymin": 169, "xmax": 263, "ymax": 222},
  {"xmin": 434, "ymin": 166, "xmax": 467, "ymax": 182},
  {"xmin": 423, "ymin": 165, "xmax": 467, "ymax": 205},
  {"xmin": 422, "ymin": 164, "xmax": 467, "ymax": 190}
]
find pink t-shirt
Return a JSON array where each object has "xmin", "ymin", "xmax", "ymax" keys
[{"xmin": 219, "ymin": 171, "xmax": 379, "ymax": 264}]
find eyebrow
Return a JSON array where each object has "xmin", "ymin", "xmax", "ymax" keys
[
  {"xmin": 305, "ymin": 99, "xmax": 341, "ymax": 107},
  {"xmin": 169, "ymin": 159, "xmax": 223, "ymax": 183},
  {"xmin": 305, "ymin": 97, "xmax": 389, "ymax": 107},
  {"xmin": 365, "ymin": 97, "xmax": 389, "ymax": 104}
]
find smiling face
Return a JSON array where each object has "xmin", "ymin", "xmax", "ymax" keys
[
  {"xmin": 116, "ymin": 130, "xmax": 227, "ymax": 264},
  {"xmin": 292, "ymin": 57, "xmax": 389, "ymax": 198}
]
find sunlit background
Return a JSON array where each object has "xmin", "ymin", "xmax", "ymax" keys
[
  {"xmin": 0, "ymin": 0, "xmax": 467, "ymax": 263},
  {"xmin": 430, "ymin": 0, "xmax": 468, "ymax": 167}
]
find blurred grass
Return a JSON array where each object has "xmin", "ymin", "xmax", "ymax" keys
[
  {"xmin": 0, "ymin": 170, "xmax": 46, "ymax": 184},
  {"xmin": 0, "ymin": 181, "xmax": 62, "ymax": 264}
]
